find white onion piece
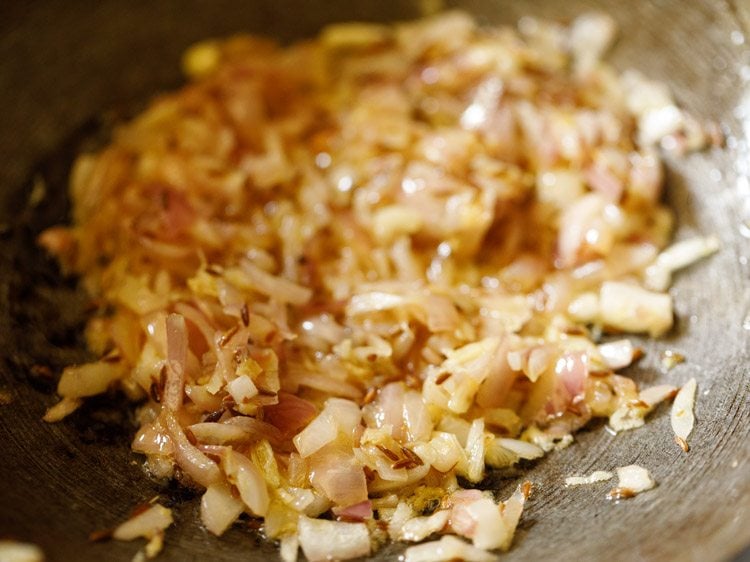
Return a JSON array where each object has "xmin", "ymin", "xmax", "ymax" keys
[
  {"xmin": 465, "ymin": 498, "xmax": 505, "ymax": 550},
  {"xmin": 557, "ymin": 193, "xmax": 607, "ymax": 268},
  {"xmin": 496, "ymin": 438, "xmax": 544, "ymax": 460},
  {"xmin": 645, "ymin": 236, "xmax": 719, "ymax": 291},
  {"xmin": 57, "ymin": 361, "xmax": 125, "ymax": 399},
  {"xmin": 331, "ymin": 500, "xmax": 372, "ymax": 522},
  {"xmin": 568, "ymin": 292, "xmax": 600, "ymax": 323},
  {"xmin": 402, "ymin": 390, "xmax": 433, "ymax": 442},
  {"xmin": 612, "ymin": 464, "xmax": 655, "ymax": 496},
  {"xmin": 463, "ymin": 419, "xmax": 486, "ymax": 483},
  {"xmin": 569, "ymin": 12, "xmax": 617, "ymax": 73},
  {"xmin": 297, "ymin": 516, "xmax": 370, "ymax": 562},
  {"xmin": 671, "ymin": 377, "xmax": 697, "ymax": 451},
  {"xmin": 43, "ymin": 397, "xmax": 83, "ymax": 422},
  {"xmin": 609, "ymin": 384, "xmax": 677, "ymax": 432},
  {"xmin": 132, "ymin": 420, "xmax": 173, "ymax": 456},
  {"xmin": 599, "ymin": 281, "xmax": 673, "ymax": 337},
  {"xmin": 223, "ymin": 416, "xmax": 284, "ymax": 446},
  {"xmin": 187, "ymin": 423, "xmax": 249, "ymax": 445},
  {"xmin": 279, "ymin": 487, "xmax": 315, "ymax": 513},
  {"xmin": 639, "ymin": 384, "xmax": 678, "ymax": 407},
  {"xmin": 364, "ymin": 382, "xmax": 405, "ymax": 439},
  {"xmin": 347, "ymin": 291, "xmax": 407, "ymax": 315},
  {"xmin": 112, "ymin": 504, "xmax": 173, "ymax": 541},
  {"xmin": 323, "ymin": 398, "xmax": 362, "ymax": 437},
  {"xmin": 597, "ymin": 339, "xmax": 636, "ymax": 370},
  {"xmin": 309, "ymin": 452, "xmax": 368, "ymax": 507},
  {"xmin": 292, "ymin": 413, "xmax": 337, "ymax": 458},
  {"xmin": 293, "ymin": 398, "xmax": 361, "ymax": 458},
  {"xmin": 279, "ymin": 534, "xmax": 299, "ymax": 562},
  {"xmin": 426, "ymin": 338, "xmax": 502, "ymax": 414},
  {"xmin": 447, "ymin": 491, "xmax": 484, "ymax": 539},
  {"xmin": 387, "ymin": 502, "xmax": 415, "ymax": 540},
  {"xmin": 225, "ymin": 260, "xmax": 312, "ymax": 305},
  {"xmin": 498, "ymin": 484, "xmax": 527, "ymax": 550},
  {"xmin": 400, "ymin": 510, "xmax": 450, "ymax": 542},
  {"xmin": 163, "ymin": 313, "xmax": 187, "ymax": 411},
  {"xmin": 200, "ymin": 481, "xmax": 244, "ymax": 536},
  {"xmin": 412, "ymin": 432, "xmax": 465, "ymax": 473},
  {"xmin": 403, "ymin": 536, "xmax": 498, "ymax": 562},
  {"xmin": 163, "ymin": 411, "xmax": 221, "ymax": 487},
  {"xmin": 484, "ymin": 439, "xmax": 518, "ymax": 469},
  {"xmin": 222, "ymin": 448, "xmax": 270, "ymax": 516},
  {"xmin": 0, "ymin": 541, "xmax": 44, "ymax": 562},
  {"xmin": 641, "ymin": 106, "xmax": 684, "ymax": 145},
  {"xmin": 226, "ymin": 374, "xmax": 258, "ymax": 405},
  {"xmin": 565, "ymin": 470, "xmax": 614, "ymax": 486}
]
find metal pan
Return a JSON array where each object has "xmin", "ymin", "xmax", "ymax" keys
[{"xmin": 1, "ymin": 1, "xmax": 748, "ymax": 560}]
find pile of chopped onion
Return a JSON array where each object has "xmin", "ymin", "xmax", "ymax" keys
[{"xmin": 40, "ymin": 10, "xmax": 718, "ymax": 561}]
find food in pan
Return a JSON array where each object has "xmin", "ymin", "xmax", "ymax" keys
[{"xmin": 39, "ymin": 10, "xmax": 717, "ymax": 561}]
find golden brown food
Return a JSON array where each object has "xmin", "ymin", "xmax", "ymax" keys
[{"xmin": 40, "ymin": 11, "xmax": 717, "ymax": 561}]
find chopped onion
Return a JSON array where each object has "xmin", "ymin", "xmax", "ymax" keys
[
  {"xmin": 599, "ymin": 281, "xmax": 673, "ymax": 337},
  {"xmin": 308, "ymin": 450, "xmax": 368, "ymax": 507},
  {"xmin": 223, "ymin": 416, "xmax": 284, "ymax": 447},
  {"xmin": 163, "ymin": 411, "xmax": 221, "ymax": 487},
  {"xmin": 43, "ymin": 397, "xmax": 82, "ymax": 422},
  {"xmin": 225, "ymin": 260, "xmax": 312, "ymax": 305},
  {"xmin": 113, "ymin": 503, "xmax": 173, "ymax": 541},
  {"xmin": 292, "ymin": 413, "xmax": 338, "ymax": 458},
  {"xmin": 427, "ymin": 338, "xmax": 503, "ymax": 414},
  {"xmin": 200, "ymin": 481, "xmax": 245, "ymax": 535},
  {"xmin": 609, "ymin": 384, "xmax": 677, "ymax": 432},
  {"xmin": 413, "ymin": 432, "xmax": 466, "ymax": 473},
  {"xmin": 402, "ymin": 390, "xmax": 433, "ymax": 442},
  {"xmin": 293, "ymin": 398, "xmax": 361, "ymax": 458},
  {"xmin": 297, "ymin": 516, "xmax": 370, "ymax": 562},
  {"xmin": 569, "ymin": 12, "xmax": 617, "ymax": 73},
  {"xmin": 187, "ymin": 422, "xmax": 249, "ymax": 445},
  {"xmin": 279, "ymin": 534, "xmax": 300, "ymax": 562},
  {"xmin": 400, "ymin": 510, "xmax": 450, "ymax": 542},
  {"xmin": 222, "ymin": 448, "xmax": 270, "ymax": 516},
  {"xmin": 38, "ymin": 9, "xmax": 719, "ymax": 561},
  {"xmin": 387, "ymin": 502, "xmax": 415, "ymax": 540},
  {"xmin": 226, "ymin": 374, "xmax": 258, "ymax": 405},
  {"xmin": 57, "ymin": 361, "xmax": 125, "ymax": 399},
  {"xmin": 597, "ymin": 339, "xmax": 636, "ymax": 370},
  {"xmin": 464, "ymin": 498, "xmax": 505, "ymax": 549},
  {"xmin": 671, "ymin": 377, "xmax": 697, "ymax": 451},
  {"xmin": 463, "ymin": 419, "xmax": 486, "ymax": 483},
  {"xmin": 0, "ymin": 541, "xmax": 45, "ymax": 562},
  {"xmin": 403, "ymin": 536, "xmax": 498, "ymax": 562},
  {"xmin": 609, "ymin": 464, "xmax": 655, "ymax": 498},
  {"xmin": 565, "ymin": 470, "xmax": 613, "ymax": 486},
  {"xmin": 163, "ymin": 313, "xmax": 187, "ymax": 411},
  {"xmin": 645, "ymin": 236, "xmax": 720, "ymax": 291},
  {"xmin": 496, "ymin": 438, "xmax": 544, "ymax": 460},
  {"xmin": 498, "ymin": 483, "xmax": 527, "ymax": 550},
  {"xmin": 347, "ymin": 291, "xmax": 407, "ymax": 315}
]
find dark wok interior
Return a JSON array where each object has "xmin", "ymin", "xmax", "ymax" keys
[{"xmin": 1, "ymin": 1, "xmax": 749, "ymax": 560}]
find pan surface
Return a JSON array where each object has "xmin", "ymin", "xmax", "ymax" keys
[{"xmin": 1, "ymin": 1, "xmax": 749, "ymax": 561}]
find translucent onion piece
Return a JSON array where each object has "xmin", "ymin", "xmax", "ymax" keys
[
  {"xmin": 297, "ymin": 516, "xmax": 370, "ymax": 562},
  {"xmin": 671, "ymin": 377, "xmax": 697, "ymax": 451},
  {"xmin": 112, "ymin": 504, "xmax": 173, "ymax": 541}
]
